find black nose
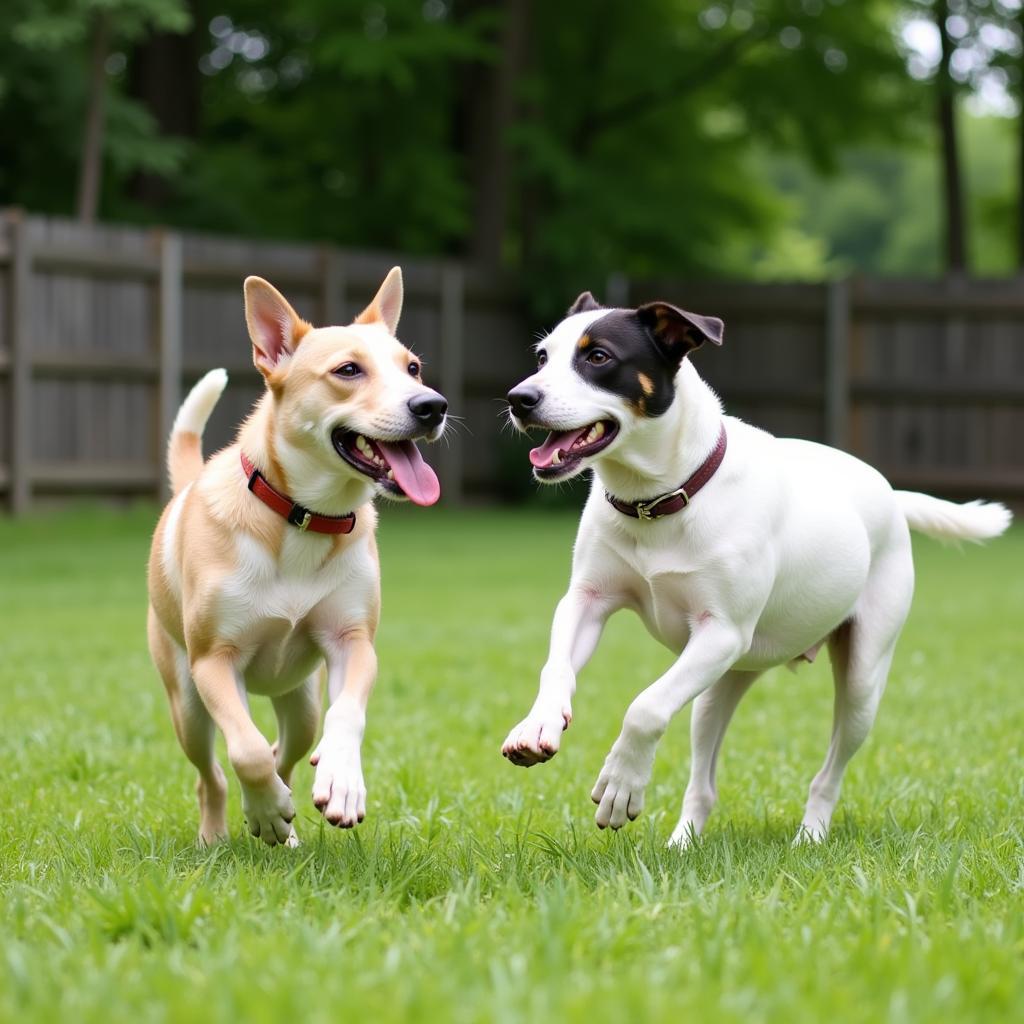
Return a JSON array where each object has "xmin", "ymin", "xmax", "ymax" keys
[
  {"xmin": 507, "ymin": 384, "xmax": 542, "ymax": 418},
  {"xmin": 407, "ymin": 390, "xmax": 448, "ymax": 429}
]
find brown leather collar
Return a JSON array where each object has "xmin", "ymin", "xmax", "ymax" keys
[
  {"xmin": 241, "ymin": 451, "xmax": 356, "ymax": 534},
  {"xmin": 605, "ymin": 424, "xmax": 727, "ymax": 521}
]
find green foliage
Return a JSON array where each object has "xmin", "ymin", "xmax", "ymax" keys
[
  {"xmin": 754, "ymin": 112, "xmax": 1017, "ymax": 276},
  {"xmin": 0, "ymin": 506, "xmax": 1022, "ymax": 1022},
  {"xmin": 0, "ymin": 0, "xmax": 192, "ymax": 215}
]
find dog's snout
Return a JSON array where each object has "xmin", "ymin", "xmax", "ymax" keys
[
  {"xmin": 407, "ymin": 390, "xmax": 448, "ymax": 428},
  {"xmin": 507, "ymin": 384, "xmax": 542, "ymax": 418}
]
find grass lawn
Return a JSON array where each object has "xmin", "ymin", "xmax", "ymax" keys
[{"xmin": 0, "ymin": 503, "xmax": 1022, "ymax": 1024}]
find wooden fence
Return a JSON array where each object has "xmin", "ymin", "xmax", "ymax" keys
[
  {"xmin": 0, "ymin": 209, "xmax": 531, "ymax": 513},
  {"xmin": 1, "ymin": 208, "xmax": 1022, "ymax": 513},
  {"xmin": 624, "ymin": 275, "xmax": 1024, "ymax": 499}
]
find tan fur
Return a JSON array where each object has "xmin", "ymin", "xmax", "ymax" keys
[
  {"xmin": 169, "ymin": 432, "xmax": 203, "ymax": 496},
  {"xmin": 637, "ymin": 372, "xmax": 654, "ymax": 397},
  {"xmin": 147, "ymin": 267, "xmax": 432, "ymax": 845}
]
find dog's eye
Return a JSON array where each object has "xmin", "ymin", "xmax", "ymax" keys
[
  {"xmin": 333, "ymin": 362, "xmax": 362, "ymax": 379},
  {"xmin": 587, "ymin": 349, "xmax": 611, "ymax": 366},
  {"xmin": 537, "ymin": 351, "xmax": 548, "ymax": 368},
  {"xmin": 408, "ymin": 362, "xmax": 420, "ymax": 378}
]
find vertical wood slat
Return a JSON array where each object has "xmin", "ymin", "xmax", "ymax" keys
[
  {"xmin": 156, "ymin": 231, "xmax": 183, "ymax": 504},
  {"xmin": 825, "ymin": 278, "xmax": 850, "ymax": 451},
  {"xmin": 439, "ymin": 263, "xmax": 465, "ymax": 504},
  {"xmin": 319, "ymin": 246, "xmax": 346, "ymax": 325},
  {"xmin": 9, "ymin": 211, "xmax": 32, "ymax": 514}
]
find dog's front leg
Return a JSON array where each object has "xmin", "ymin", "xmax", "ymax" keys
[
  {"xmin": 592, "ymin": 618, "xmax": 746, "ymax": 830},
  {"xmin": 191, "ymin": 652, "xmax": 296, "ymax": 845},
  {"xmin": 502, "ymin": 588, "xmax": 613, "ymax": 766},
  {"xmin": 310, "ymin": 630, "xmax": 377, "ymax": 828}
]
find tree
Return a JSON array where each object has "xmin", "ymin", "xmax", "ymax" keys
[{"xmin": 0, "ymin": 0, "xmax": 191, "ymax": 221}]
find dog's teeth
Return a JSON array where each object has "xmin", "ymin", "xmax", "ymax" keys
[
  {"xmin": 593, "ymin": 422, "xmax": 605, "ymax": 439},
  {"xmin": 551, "ymin": 450, "xmax": 562, "ymax": 466},
  {"xmin": 386, "ymin": 469, "xmax": 394, "ymax": 480},
  {"xmin": 355, "ymin": 436, "xmax": 371, "ymax": 455}
]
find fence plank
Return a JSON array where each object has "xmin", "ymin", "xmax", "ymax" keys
[
  {"xmin": 439, "ymin": 263, "xmax": 465, "ymax": 504},
  {"xmin": 9, "ymin": 212, "xmax": 32, "ymax": 513},
  {"xmin": 157, "ymin": 231, "xmax": 183, "ymax": 504},
  {"xmin": 825, "ymin": 278, "xmax": 851, "ymax": 450}
]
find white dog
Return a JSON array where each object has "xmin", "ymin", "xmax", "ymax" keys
[{"xmin": 502, "ymin": 291, "xmax": 1011, "ymax": 844}]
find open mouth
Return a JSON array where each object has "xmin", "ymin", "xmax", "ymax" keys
[
  {"xmin": 331, "ymin": 429, "xmax": 440, "ymax": 506},
  {"xmin": 528, "ymin": 419, "xmax": 619, "ymax": 479}
]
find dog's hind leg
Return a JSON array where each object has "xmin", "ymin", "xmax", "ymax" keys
[
  {"xmin": 669, "ymin": 669, "xmax": 760, "ymax": 848},
  {"xmin": 270, "ymin": 673, "xmax": 323, "ymax": 845},
  {"xmin": 797, "ymin": 541, "xmax": 913, "ymax": 843},
  {"xmin": 148, "ymin": 607, "xmax": 228, "ymax": 845}
]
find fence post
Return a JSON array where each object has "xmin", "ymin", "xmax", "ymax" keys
[
  {"xmin": 605, "ymin": 271, "xmax": 630, "ymax": 307},
  {"xmin": 9, "ymin": 211, "xmax": 32, "ymax": 515},
  {"xmin": 825, "ymin": 278, "xmax": 850, "ymax": 450},
  {"xmin": 439, "ymin": 263, "xmax": 465, "ymax": 504},
  {"xmin": 157, "ymin": 231, "xmax": 183, "ymax": 504},
  {"xmin": 319, "ymin": 245, "xmax": 346, "ymax": 325}
]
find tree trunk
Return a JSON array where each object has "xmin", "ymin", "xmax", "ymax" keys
[
  {"xmin": 127, "ymin": 3, "xmax": 201, "ymax": 208},
  {"xmin": 76, "ymin": 11, "xmax": 111, "ymax": 223},
  {"xmin": 459, "ymin": 0, "xmax": 530, "ymax": 270},
  {"xmin": 935, "ymin": 0, "xmax": 967, "ymax": 272},
  {"xmin": 1018, "ymin": 13, "xmax": 1024, "ymax": 269}
]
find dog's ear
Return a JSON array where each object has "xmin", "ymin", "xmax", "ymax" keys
[
  {"xmin": 636, "ymin": 301, "xmax": 723, "ymax": 364},
  {"xmin": 355, "ymin": 266, "xmax": 404, "ymax": 335},
  {"xmin": 567, "ymin": 290, "xmax": 603, "ymax": 316},
  {"xmin": 244, "ymin": 277, "xmax": 312, "ymax": 378}
]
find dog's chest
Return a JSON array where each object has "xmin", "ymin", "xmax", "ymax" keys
[
  {"xmin": 611, "ymin": 535, "xmax": 703, "ymax": 652},
  {"xmin": 219, "ymin": 532, "xmax": 354, "ymax": 688}
]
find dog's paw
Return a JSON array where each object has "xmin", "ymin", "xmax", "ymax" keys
[
  {"xmin": 310, "ymin": 743, "xmax": 366, "ymax": 828},
  {"xmin": 792, "ymin": 821, "xmax": 829, "ymax": 846},
  {"xmin": 240, "ymin": 775, "xmax": 295, "ymax": 847},
  {"xmin": 501, "ymin": 703, "xmax": 572, "ymax": 766},
  {"xmin": 591, "ymin": 736, "xmax": 655, "ymax": 830}
]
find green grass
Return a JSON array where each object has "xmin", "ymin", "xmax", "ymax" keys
[{"xmin": 1, "ymin": 504, "xmax": 1022, "ymax": 1024}]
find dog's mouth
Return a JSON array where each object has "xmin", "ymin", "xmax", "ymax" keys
[
  {"xmin": 331, "ymin": 429, "xmax": 440, "ymax": 506},
  {"xmin": 528, "ymin": 420, "xmax": 619, "ymax": 479}
]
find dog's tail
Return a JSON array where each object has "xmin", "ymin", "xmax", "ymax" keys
[
  {"xmin": 168, "ymin": 369, "xmax": 228, "ymax": 496},
  {"xmin": 895, "ymin": 490, "xmax": 1012, "ymax": 543}
]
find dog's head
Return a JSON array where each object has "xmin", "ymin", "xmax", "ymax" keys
[
  {"xmin": 244, "ymin": 267, "xmax": 446, "ymax": 506},
  {"xmin": 506, "ymin": 291, "xmax": 723, "ymax": 483}
]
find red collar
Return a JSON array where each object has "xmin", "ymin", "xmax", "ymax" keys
[
  {"xmin": 240, "ymin": 451, "xmax": 357, "ymax": 534},
  {"xmin": 605, "ymin": 424, "xmax": 727, "ymax": 521}
]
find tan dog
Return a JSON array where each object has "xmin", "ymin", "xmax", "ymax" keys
[{"xmin": 147, "ymin": 268, "xmax": 447, "ymax": 845}]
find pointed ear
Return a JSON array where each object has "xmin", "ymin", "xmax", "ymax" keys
[
  {"xmin": 244, "ymin": 276, "xmax": 312, "ymax": 377},
  {"xmin": 355, "ymin": 266, "xmax": 403, "ymax": 334},
  {"xmin": 567, "ymin": 290, "xmax": 603, "ymax": 316},
  {"xmin": 636, "ymin": 301, "xmax": 723, "ymax": 365}
]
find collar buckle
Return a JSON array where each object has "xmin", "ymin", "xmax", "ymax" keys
[
  {"xmin": 287, "ymin": 504, "xmax": 313, "ymax": 531},
  {"xmin": 635, "ymin": 488, "xmax": 688, "ymax": 520}
]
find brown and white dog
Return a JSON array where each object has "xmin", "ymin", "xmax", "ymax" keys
[{"xmin": 147, "ymin": 268, "xmax": 446, "ymax": 846}]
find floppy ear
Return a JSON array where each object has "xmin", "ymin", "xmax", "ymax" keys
[
  {"xmin": 355, "ymin": 266, "xmax": 403, "ymax": 335},
  {"xmin": 636, "ymin": 301, "xmax": 723, "ymax": 365},
  {"xmin": 244, "ymin": 277, "xmax": 312, "ymax": 378},
  {"xmin": 567, "ymin": 290, "xmax": 603, "ymax": 316}
]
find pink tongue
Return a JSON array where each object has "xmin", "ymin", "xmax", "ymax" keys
[
  {"xmin": 529, "ymin": 427, "xmax": 589, "ymax": 468},
  {"xmin": 376, "ymin": 440, "xmax": 441, "ymax": 506}
]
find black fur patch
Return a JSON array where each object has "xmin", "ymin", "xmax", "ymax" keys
[{"xmin": 571, "ymin": 310, "xmax": 679, "ymax": 417}]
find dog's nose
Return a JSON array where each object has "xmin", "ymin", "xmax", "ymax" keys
[
  {"xmin": 507, "ymin": 384, "xmax": 542, "ymax": 418},
  {"xmin": 407, "ymin": 390, "xmax": 448, "ymax": 428}
]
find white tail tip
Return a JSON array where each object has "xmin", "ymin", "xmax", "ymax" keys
[
  {"xmin": 172, "ymin": 368, "xmax": 228, "ymax": 437},
  {"xmin": 897, "ymin": 491, "xmax": 1012, "ymax": 544}
]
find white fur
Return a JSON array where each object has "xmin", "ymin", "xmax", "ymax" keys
[
  {"xmin": 895, "ymin": 491, "xmax": 1011, "ymax": 542},
  {"xmin": 172, "ymin": 368, "xmax": 228, "ymax": 436},
  {"xmin": 160, "ymin": 483, "xmax": 190, "ymax": 597},
  {"xmin": 503, "ymin": 308, "xmax": 1012, "ymax": 844}
]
